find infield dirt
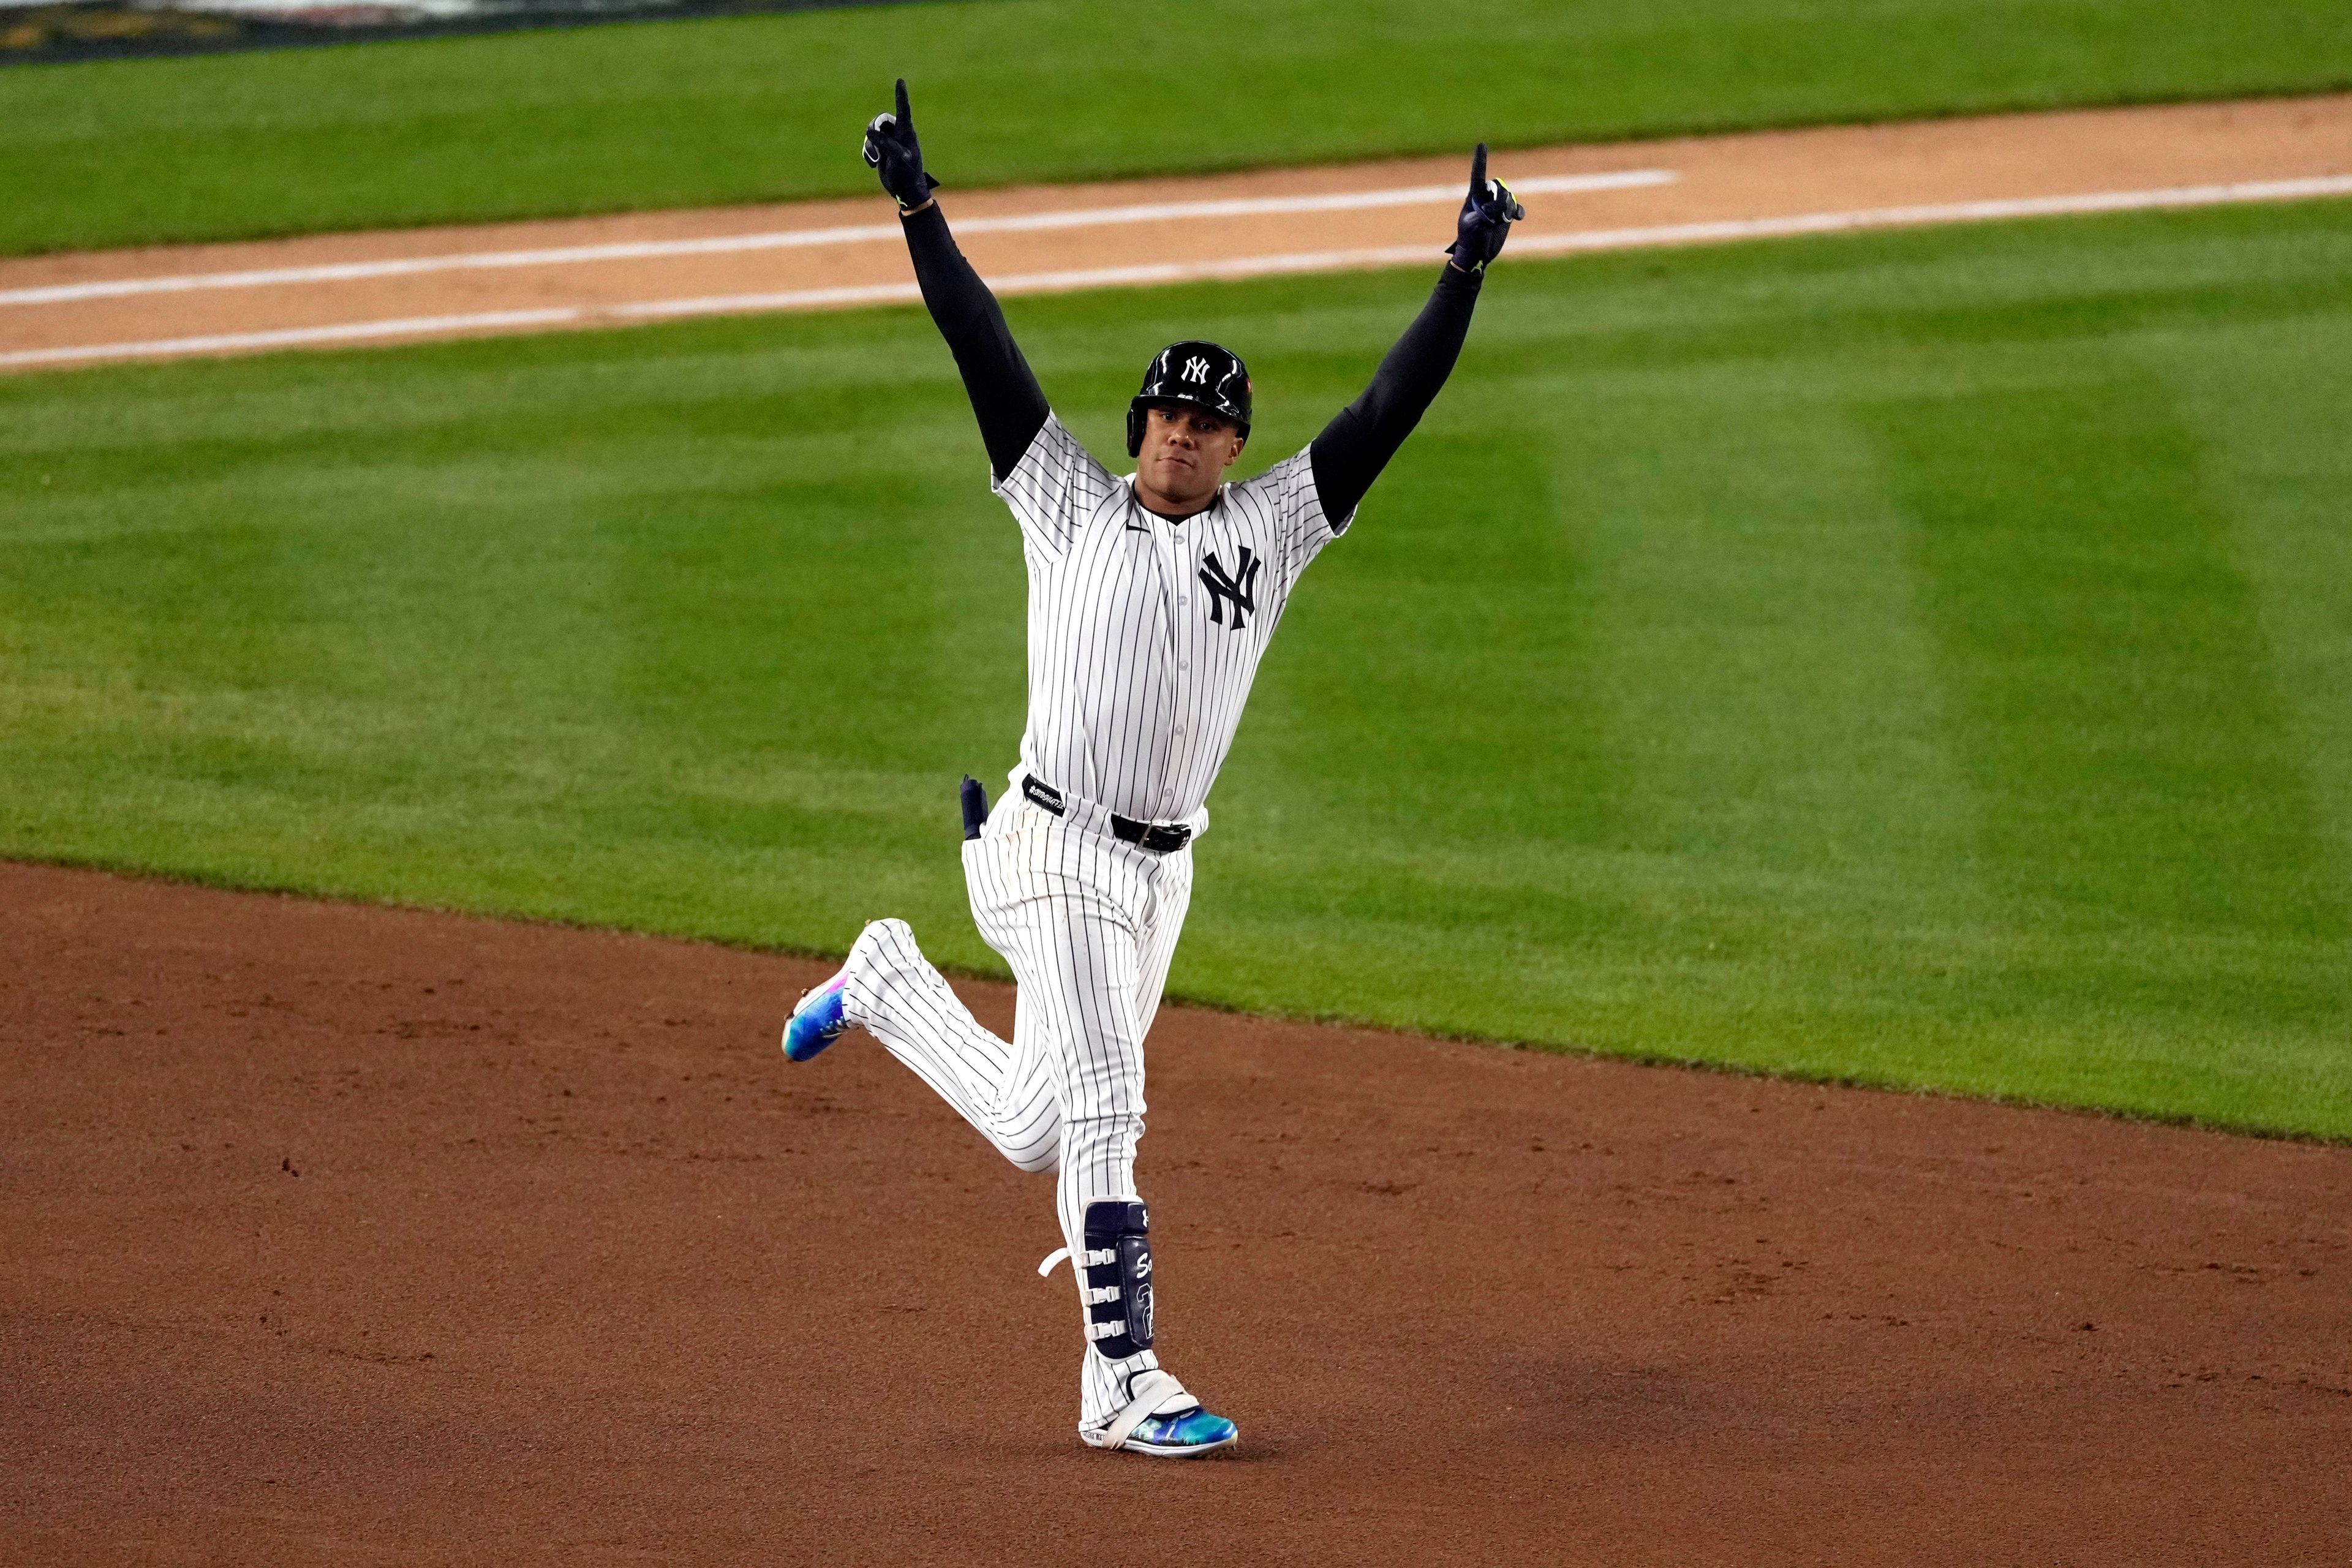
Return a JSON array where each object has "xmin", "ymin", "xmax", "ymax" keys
[{"xmin": 4, "ymin": 860, "xmax": 2347, "ymax": 1563}]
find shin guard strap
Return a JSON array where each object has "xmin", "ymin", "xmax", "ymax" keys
[{"xmin": 1099, "ymin": 1369, "xmax": 1197, "ymax": 1452}]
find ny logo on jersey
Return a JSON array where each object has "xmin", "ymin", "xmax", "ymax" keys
[
  {"xmin": 1198, "ymin": 547, "xmax": 1261, "ymax": 631},
  {"xmin": 1180, "ymin": 355, "xmax": 1212, "ymax": 385}
]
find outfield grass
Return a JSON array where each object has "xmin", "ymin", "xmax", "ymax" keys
[
  {"xmin": 6, "ymin": 0, "xmax": 2352, "ymax": 255},
  {"xmin": 5, "ymin": 201, "xmax": 2351, "ymax": 1137}
]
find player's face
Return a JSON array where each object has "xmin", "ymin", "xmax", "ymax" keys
[{"xmin": 1135, "ymin": 403, "xmax": 1246, "ymax": 516}]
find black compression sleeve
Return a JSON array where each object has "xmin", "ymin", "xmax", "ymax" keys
[
  {"xmin": 1308, "ymin": 262, "xmax": 1483, "ymax": 528},
  {"xmin": 901, "ymin": 203, "xmax": 1052, "ymax": 482}
]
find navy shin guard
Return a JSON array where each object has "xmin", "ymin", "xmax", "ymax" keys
[{"xmin": 1080, "ymin": 1200, "xmax": 1154, "ymax": 1359}]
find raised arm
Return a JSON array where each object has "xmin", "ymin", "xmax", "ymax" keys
[
  {"xmin": 864, "ymin": 80, "xmax": 1049, "ymax": 482},
  {"xmin": 1309, "ymin": 144, "xmax": 1521, "ymax": 526}
]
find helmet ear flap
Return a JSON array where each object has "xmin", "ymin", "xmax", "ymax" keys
[{"xmin": 1127, "ymin": 402, "xmax": 1146, "ymax": 459}]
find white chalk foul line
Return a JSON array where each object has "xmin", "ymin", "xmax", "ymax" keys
[
  {"xmin": 1503, "ymin": 173, "xmax": 2352, "ymax": 255},
  {"xmin": 615, "ymin": 174, "xmax": 2352, "ymax": 320},
  {"xmin": 0, "ymin": 169, "xmax": 1675, "ymax": 307},
  {"xmin": 8, "ymin": 173, "xmax": 2349, "ymax": 370},
  {"xmin": 0, "ymin": 308, "xmax": 582, "ymax": 367}
]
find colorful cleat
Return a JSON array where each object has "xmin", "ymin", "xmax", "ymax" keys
[
  {"xmin": 1111, "ymin": 1404, "xmax": 1238, "ymax": 1458},
  {"xmin": 1084, "ymin": 1369, "xmax": 1237, "ymax": 1458},
  {"xmin": 781, "ymin": 970, "xmax": 851, "ymax": 1062}
]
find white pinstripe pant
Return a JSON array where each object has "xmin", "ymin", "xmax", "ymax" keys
[{"xmin": 840, "ymin": 794, "xmax": 1194, "ymax": 1430}]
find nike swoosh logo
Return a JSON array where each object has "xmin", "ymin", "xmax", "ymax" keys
[{"xmin": 1123, "ymin": 523, "xmax": 1150, "ymax": 533}]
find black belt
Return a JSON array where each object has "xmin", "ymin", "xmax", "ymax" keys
[{"xmin": 1020, "ymin": 774, "xmax": 1192, "ymax": 854}]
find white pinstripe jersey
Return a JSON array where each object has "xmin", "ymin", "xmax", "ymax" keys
[{"xmin": 993, "ymin": 415, "xmax": 1351, "ymax": 829}]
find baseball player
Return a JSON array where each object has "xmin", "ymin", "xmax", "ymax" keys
[{"xmin": 782, "ymin": 79, "xmax": 1520, "ymax": 1458}]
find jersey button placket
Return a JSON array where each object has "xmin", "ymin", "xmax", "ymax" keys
[
  {"xmin": 1146, "ymin": 526, "xmax": 1185, "ymax": 809},
  {"xmin": 1176, "ymin": 528, "xmax": 1196, "ymax": 673},
  {"xmin": 1168, "ymin": 528, "xmax": 1193, "ymax": 676}
]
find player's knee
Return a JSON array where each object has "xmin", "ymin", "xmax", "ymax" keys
[{"xmin": 1004, "ymin": 1139, "xmax": 1060, "ymax": 1175}]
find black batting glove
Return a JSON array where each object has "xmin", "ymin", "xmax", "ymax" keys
[
  {"xmin": 862, "ymin": 77, "xmax": 941, "ymax": 213},
  {"xmin": 1445, "ymin": 143, "xmax": 1523, "ymax": 273}
]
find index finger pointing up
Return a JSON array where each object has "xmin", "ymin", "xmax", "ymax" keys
[
  {"xmin": 895, "ymin": 78, "xmax": 913, "ymax": 132},
  {"xmin": 1469, "ymin": 142, "xmax": 1488, "ymax": 200}
]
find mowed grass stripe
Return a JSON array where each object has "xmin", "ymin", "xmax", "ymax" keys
[
  {"xmin": 2, "ymin": 201, "xmax": 2347, "ymax": 1136},
  {"xmin": 5, "ymin": 0, "xmax": 2352, "ymax": 255},
  {"xmin": 2170, "ymin": 318, "xmax": 2352, "ymax": 913},
  {"xmin": 1869, "ymin": 371, "xmax": 2339, "ymax": 940}
]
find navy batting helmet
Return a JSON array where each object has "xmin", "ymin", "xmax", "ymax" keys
[{"xmin": 1127, "ymin": 341, "xmax": 1252, "ymax": 458}]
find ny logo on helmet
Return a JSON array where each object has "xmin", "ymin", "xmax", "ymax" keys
[
  {"xmin": 1181, "ymin": 355, "xmax": 1212, "ymax": 385},
  {"xmin": 1198, "ymin": 548, "xmax": 1261, "ymax": 631}
]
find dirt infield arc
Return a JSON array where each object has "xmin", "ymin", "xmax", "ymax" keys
[
  {"xmin": 3, "ymin": 93, "xmax": 2350, "ymax": 370},
  {"xmin": 4, "ymin": 861, "xmax": 2348, "ymax": 1564}
]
